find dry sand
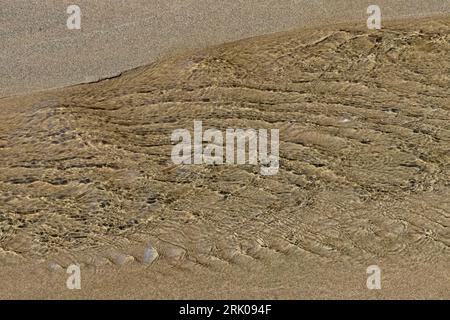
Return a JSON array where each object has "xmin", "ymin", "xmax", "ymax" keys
[
  {"xmin": 0, "ymin": 10, "xmax": 449, "ymax": 299},
  {"xmin": 2, "ymin": 0, "xmax": 450, "ymax": 97}
]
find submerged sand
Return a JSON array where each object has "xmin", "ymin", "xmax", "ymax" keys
[{"xmin": 0, "ymin": 15, "xmax": 449, "ymax": 299}]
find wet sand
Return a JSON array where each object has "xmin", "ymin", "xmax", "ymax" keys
[{"xmin": 0, "ymin": 13, "xmax": 449, "ymax": 299}]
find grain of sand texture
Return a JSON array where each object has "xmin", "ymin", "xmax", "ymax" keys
[
  {"xmin": 0, "ymin": 15, "xmax": 450, "ymax": 299},
  {"xmin": 2, "ymin": 0, "xmax": 450, "ymax": 97}
]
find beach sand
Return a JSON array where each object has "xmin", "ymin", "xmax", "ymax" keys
[
  {"xmin": 1, "ymin": 0, "xmax": 450, "ymax": 97},
  {"xmin": 0, "ymin": 7, "xmax": 449, "ymax": 299}
]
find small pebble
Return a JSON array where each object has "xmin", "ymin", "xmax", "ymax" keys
[
  {"xmin": 48, "ymin": 262, "xmax": 63, "ymax": 272},
  {"xmin": 143, "ymin": 247, "xmax": 158, "ymax": 264}
]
